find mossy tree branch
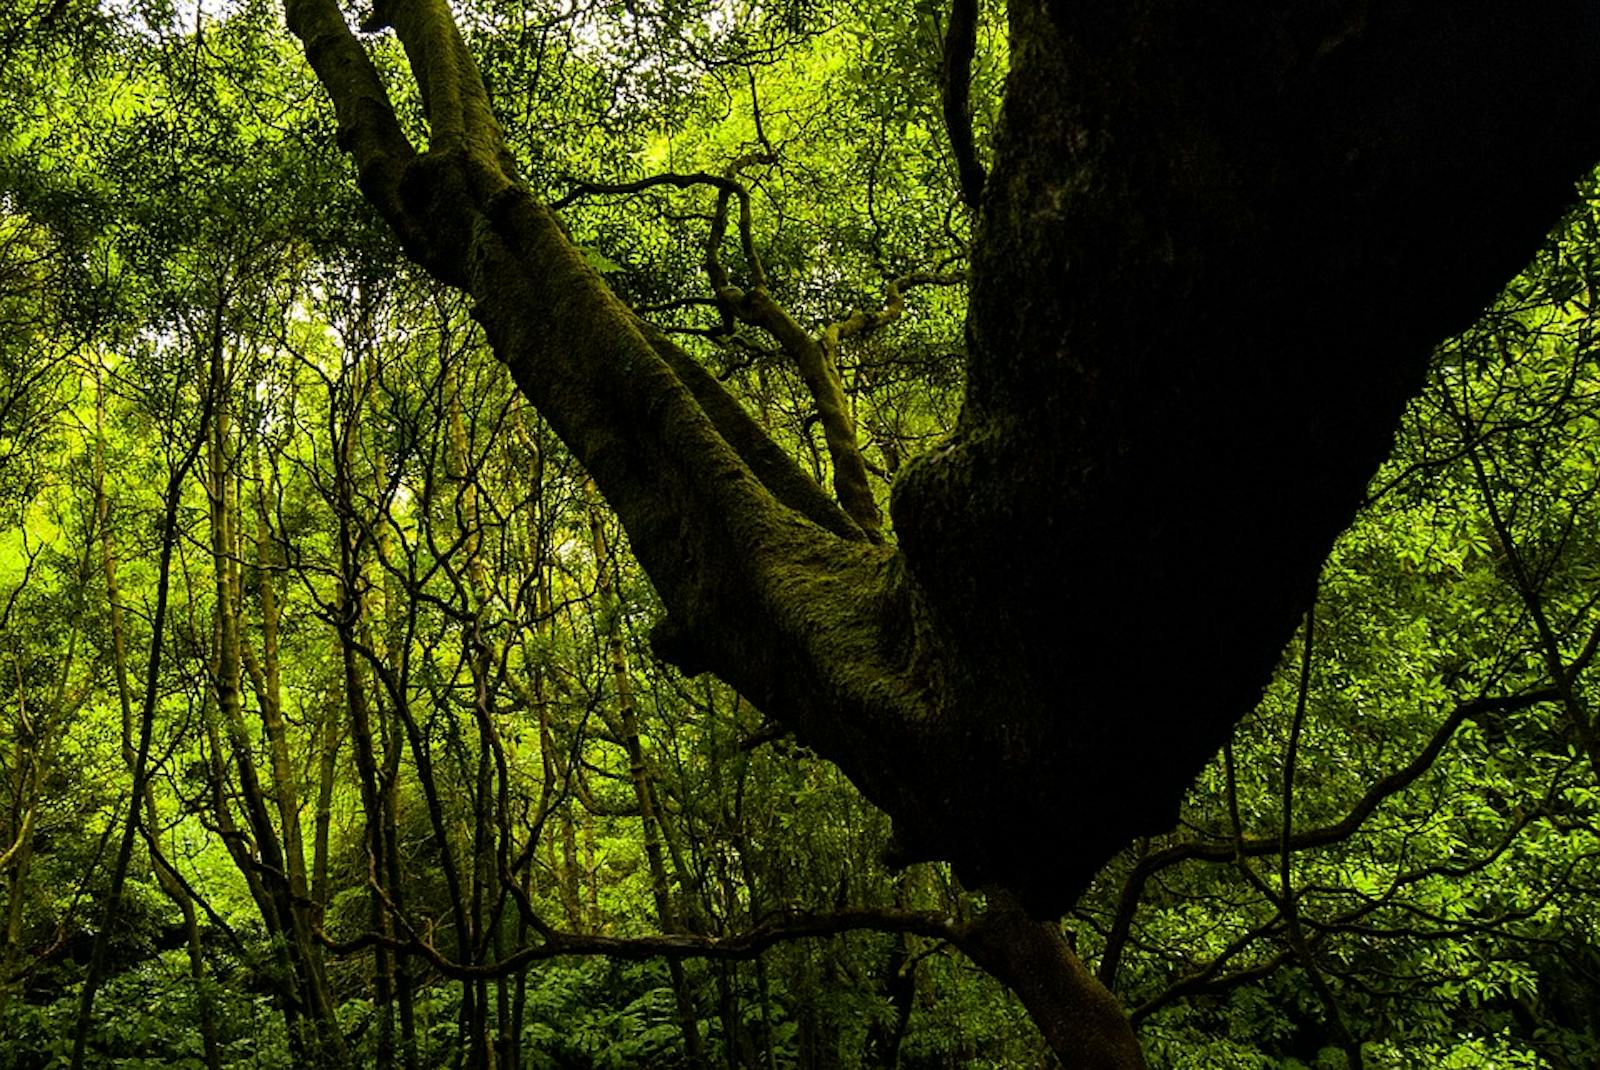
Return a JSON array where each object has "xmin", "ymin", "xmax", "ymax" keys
[
  {"xmin": 286, "ymin": 0, "xmax": 1600, "ymax": 1060},
  {"xmin": 281, "ymin": 2, "xmax": 1148, "ymax": 1059},
  {"xmin": 557, "ymin": 156, "xmax": 907, "ymax": 538},
  {"xmin": 283, "ymin": 0, "xmax": 934, "ymax": 867}
]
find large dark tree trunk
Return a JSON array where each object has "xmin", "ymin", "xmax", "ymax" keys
[
  {"xmin": 284, "ymin": 0, "xmax": 1600, "ymax": 1061},
  {"xmin": 888, "ymin": 0, "xmax": 1600, "ymax": 911}
]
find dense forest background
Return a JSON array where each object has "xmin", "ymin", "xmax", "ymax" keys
[{"xmin": 3, "ymin": 0, "xmax": 1600, "ymax": 1067}]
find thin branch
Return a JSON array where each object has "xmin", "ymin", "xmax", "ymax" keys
[
  {"xmin": 1095, "ymin": 686, "xmax": 1558, "ymax": 988},
  {"xmin": 1276, "ymin": 597, "xmax": 1364, "ymax": 1070},
  {"xmin": 552, "ymin": 171, "xmax": 751, "ymax": 212},
  {"xmin": 320, "ymin": 906, "xmax": 959, "ymax": 979}
]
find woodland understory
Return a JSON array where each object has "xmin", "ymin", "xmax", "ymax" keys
[{"xmin": 4, "ymin": 1, "xmax": 1600, "ymax": 1068}]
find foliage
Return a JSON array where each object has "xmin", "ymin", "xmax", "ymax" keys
[{"xmin": 1, "ymin": 0, "xmax": 1599, "ymax": 1067}]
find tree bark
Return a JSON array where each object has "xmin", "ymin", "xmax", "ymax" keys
[
  {"xmin": 887, "ymin": 0, "xmax": 1600, "ymax": 908},
  {"xmin": 957, "ymin": 890, "xmax": 1145, "ymax": 1069}
]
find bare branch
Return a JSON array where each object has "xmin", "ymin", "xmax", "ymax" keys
[
  {"xmin": 320, "ymin": 906, "xmax": 959, "ymax": 978},
  {"xmin": 1096, "ymin": 686, "xmax": 1559, "ymax": 988},
  {"xmin": 552, "ymin": 171, "xmax": 751, "ymax": 212}
]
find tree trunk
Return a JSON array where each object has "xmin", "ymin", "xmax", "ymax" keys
[
  {"xmin": 243, "ymin": 432, "xmax": 342, "ymax": 1042},
  {"xmin": 205, "ymin": 344, "xmax": 343, "ymax": 1065},
  {"xmin": 0, "ymin": 721, "xmax": 40, "ymax": 1017},
  {"xmin": 327, "ymin": 335, "xmax": 419, "ymax": 1070},
  {"xmin": 888, "ymin": 0, "xmax": 1600, "ymax": 910},
  {"xmin": 71, "ymin": 310, "xmax": 217, "ymax": 1070},
  {"xmin": 284, "ymin": 0, "xmax": 1600, "ymax": 1057},
  {"xmin": 956, "ymin": 890, "xmax": 1144, "ymax": 1069}
]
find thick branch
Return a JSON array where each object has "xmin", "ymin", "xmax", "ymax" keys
[
  {"xmin": 694, "ymin": 163, "xmax": 885, "ymax": 534},
  {"xmin": 543, "ymin": 162, "xmax": 878, "ymax": 544},
  {"xmin": 634, "ymin": 319, "xmax": 867, "ymax": 543},
  {"xmin": 287, "ymin": 0, "xmax": 939, "ymax": 870},
  {"xmin": 378, "ymin": 0, "xmax": 515, "ymax": 180},
  {"xmin": 282, "ymin": 0, "xmax": 417, "ymax": 243},
  {"xmin": 554, "ymin": 171, "xmax": 753, "ymax": 212},
  {"xmin": 737, "ymin": 285, "xmax": 884, "ymax": 535},
  {"xmin": 957, "ymin": 889, "xmax": 1145, "ymax": 1069}
]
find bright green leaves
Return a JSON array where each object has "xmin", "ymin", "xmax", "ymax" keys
[{"xmin": 1081, "ymin": 180, "xmax": 1600, "ymax": 1067}]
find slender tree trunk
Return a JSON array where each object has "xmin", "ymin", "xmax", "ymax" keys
[
  {"xmin": 362, "ymin": 333, "xmax": 424, "ymax": 1070},
  {"xmin": 0, "ymin": 716, "xmax": 39, "ymax": 1017},
  {"xmin": 442, "ymin": 356, "xmax": 505, "ymax": 1068},
  {"xmin": 242, "ymin": 431, "xmax": 344, "ymax": 1042},
  {"xmin": 585, "ymin": 485, "xmax": 705, "ymax": 1060},
  {"xmin": 311, "ymin": 680, "xmax": 341, "ymax": 913},
  {"xmin": 337, "ymin": 604, "xmax": 399, "ymax": 1068},
  {"xmin": 329, "ymin": 344, "xmax": 406, "ymax": 1070},
  {"xmin": 356, "ymin": 421, "xmax": 476, "ymax": 1048},
  {"xmin": 205, "ymin": 347, "xmax": 343, "ymax": 1065},
  {"xmin": 0, "ymin": 614, "xmax": 50, "ymax": 1019},
  {"xmin": 94, "ymin": 384, "xmax": 223, "ymax": 1070},
  {"xmin": 70, "ymin": 307, "xmax": 218, "ymax": 1070}
]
